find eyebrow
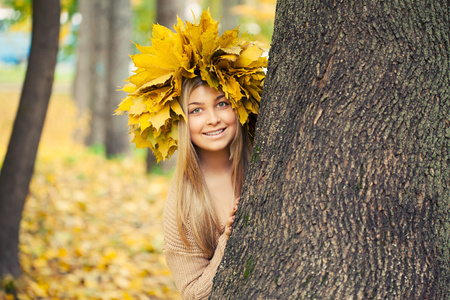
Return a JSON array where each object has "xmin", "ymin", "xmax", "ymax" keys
[{"xmin": 188, "ymin": 94, "xmax": 225, "ymax": 106}]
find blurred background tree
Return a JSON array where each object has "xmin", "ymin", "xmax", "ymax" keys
[
  {"xmin": 0, "ymin": 0, "xmax": 60, "ymax": 278},
  {"xmin": 73, "ymin": 0, "xmax": 131, "ymax": 157}
]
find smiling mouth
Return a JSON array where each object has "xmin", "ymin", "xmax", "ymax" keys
[{"xmin": 203, "ymin": 128, "xmax": 225, "ymax": 136}]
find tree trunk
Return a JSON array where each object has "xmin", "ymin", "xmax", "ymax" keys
[
  {"xmin": 105, "ymin": 0, "xmax": 131, "ymax": 157},
  {"xmin": 73, "ymin": 0, "xmax": 93, "ymax": 143},
  {"xmin": 212, "ymin": 0, "xmax": 449, "ymax": 299},
  {"xmin": 0, "ymin": 0, "xmax": 60, "ymax": 277},
  {"xmin": 75, "ymin": 0, "xmax": 131, "ymax": 155},
  {"xmin": 220, "ymin": 0, "xmax": 238, "ymax": 32},
  {"xmin": 156, "ymin": 0, "xmax": 185, "ymax": 26},
  {"xmin": 85, "ymin": 0, "xmax": 109, "ymax": 146}
]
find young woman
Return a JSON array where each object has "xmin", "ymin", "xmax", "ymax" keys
[
  {"xmin": 116, "ymin": 10, "xmax": 267, "ymax": 299},
  {"xmin": 163, "ymin": 77, "xmax": 252, "ymax": 299}
]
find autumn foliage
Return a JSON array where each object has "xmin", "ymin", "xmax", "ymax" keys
[{"xmin": 0, "ymin": 88, "xmax": 180, "ymax": 299}]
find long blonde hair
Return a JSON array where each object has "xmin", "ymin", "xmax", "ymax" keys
[{"xmin": 175, "ymin": 77, "xmax": 252, "ymax": 258}]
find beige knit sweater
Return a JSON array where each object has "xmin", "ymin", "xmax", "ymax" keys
[{"xmin": 163, "ymin": 186, "xmax": 228, "ymax": 300}]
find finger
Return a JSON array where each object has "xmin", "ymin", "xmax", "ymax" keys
[
  {"xmin": 225, "ymin": 215, "xmax": 236, "ymax": 238},
  {"xmin": 230, "ymin": 206, "xmax": 238, "ymax": 218},
  {"xmin": 225, "ymin": 222, "xmax": 233, "ymax": 236},
  {"xmin": 225, "ymin": 226, "xmax": 231, "ymax": 237},
  {"xmin": 226, "ymin": 215, "xmax": 235, "ymax": 227}
]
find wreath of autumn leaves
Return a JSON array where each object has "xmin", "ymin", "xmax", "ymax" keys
[{"xmin": 115, "ymin": 10, "xmax": 268, "ymax": 162}]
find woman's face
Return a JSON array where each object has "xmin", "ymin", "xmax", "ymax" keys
[{"xmin": 187, "ymin": 84, "xmax": 237, "ymax": 154}]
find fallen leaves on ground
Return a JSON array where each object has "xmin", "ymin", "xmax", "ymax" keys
[{"xmin": 0, "ymin": 87, "xmax": 181, "ymax": 299}]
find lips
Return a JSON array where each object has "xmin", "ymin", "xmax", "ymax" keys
[{"xmin": 203, "ymin": 128, "xmax": 225, "ymax": 136}]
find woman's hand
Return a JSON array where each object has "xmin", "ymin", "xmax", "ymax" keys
[{"xmin": 225, "ymin": 197, "xmax": 239, "ymax": 239}]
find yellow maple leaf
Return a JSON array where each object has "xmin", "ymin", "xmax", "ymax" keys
[
  {"xmin": 170, "ymin": 99, "xmax": 186, "ymax": 120},
  {"xmin": 115, "ymin": 97, "xmax": 133, "ymax": 115},
  {"xmin": 139, "ymin": 113, "xmax": 151, "ymax": 131},
  {"xmin": 235, "ymin": 44, "xmax": 265, "ymax": 68},
  {"xmin": 135, "ymin": 73, "xmax": 172, "ymax": 95},
  {"xmin": 235, "ymin": 102, "xmax": 249, "ymax": 125},
  {"xmin": 132, "ymin": 130, "xmax": 152, "ymax": 148},
  {"xmin": 156, "ymin": 138, "xmax": 177, "ymax": 162},
  {"xmin": 127, "ymin": 115, "xmax": 139, "ymax": 126},
  {"xmin": 218, "ymin": 29, "xmax": 240, "ymax": 49},
  {"xmin": 122, "ymin": 82, "xmax": 136, "ymax": 93},
  {"xmin": 149, "ymin": 104, "xmax": 171, "ymax": 130},
  {"xmin": 129, "ymin": 97, "xmax": 147, "ymax": 115},
  {"xmin": 130, "ymin": 54, "xmax": 174, "ymax": 80}
]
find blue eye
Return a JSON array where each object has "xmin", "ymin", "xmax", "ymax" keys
[
  {"xmin": 217, "ymin": 101, "xmax": 228, "ymax": 108},
  {"xmin": 190, "ymin": 108, "xmax": 202, "ymax": 114}
]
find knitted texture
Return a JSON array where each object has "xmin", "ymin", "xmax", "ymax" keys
[{"xmin": 163, "ymin": 186, "xmax": 227, "ymax": 299}]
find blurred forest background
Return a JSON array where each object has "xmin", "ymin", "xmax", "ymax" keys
[{"xmin": 0, "ymin": 0, "xmax": 275, "ymax": 298}]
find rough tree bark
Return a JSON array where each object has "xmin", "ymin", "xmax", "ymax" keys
[
  {"xmin": 212, "ymin": 0, "xmax": 449, "ymax": 299},
  {"xmin": 105, "ymin": 0, "xmax": 131, "ymax": 157},
  {"xmin": 0, "ymin": 0, "xmax": 60, "ymax": 277}
]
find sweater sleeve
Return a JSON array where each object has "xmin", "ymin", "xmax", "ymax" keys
[
  {"xmin": 163, "ymin": 186, "xmax": 228, "ymax": 300},
  {"xmin": 165, "ymin": 234, "xmax": 227, "ymax": 300}
]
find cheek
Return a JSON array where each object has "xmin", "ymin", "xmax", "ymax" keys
[
  {"xmin": 188, "ymin": 118, "xmax": 203, "ymax": 138},
  {"xmin": 223, "ymin": 109, "xmax": 238, "ymax": 125},
  {"xmin": 225, "ymin": 111, "xmax": 238, "ymax": 134}
]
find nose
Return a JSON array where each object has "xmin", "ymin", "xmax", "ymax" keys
[{"xmin": 206, "ymin": 110, "xmax": 220, "ymax": 125}]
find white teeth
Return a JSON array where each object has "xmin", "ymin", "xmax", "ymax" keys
[{"xmin": 204, "ymin": 129, "xmax": 225, "ymax": 136}]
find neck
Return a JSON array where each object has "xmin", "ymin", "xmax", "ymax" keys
[{"xmin": 196, "ymin": 147, "xmax": 232, "ymax": 175}]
